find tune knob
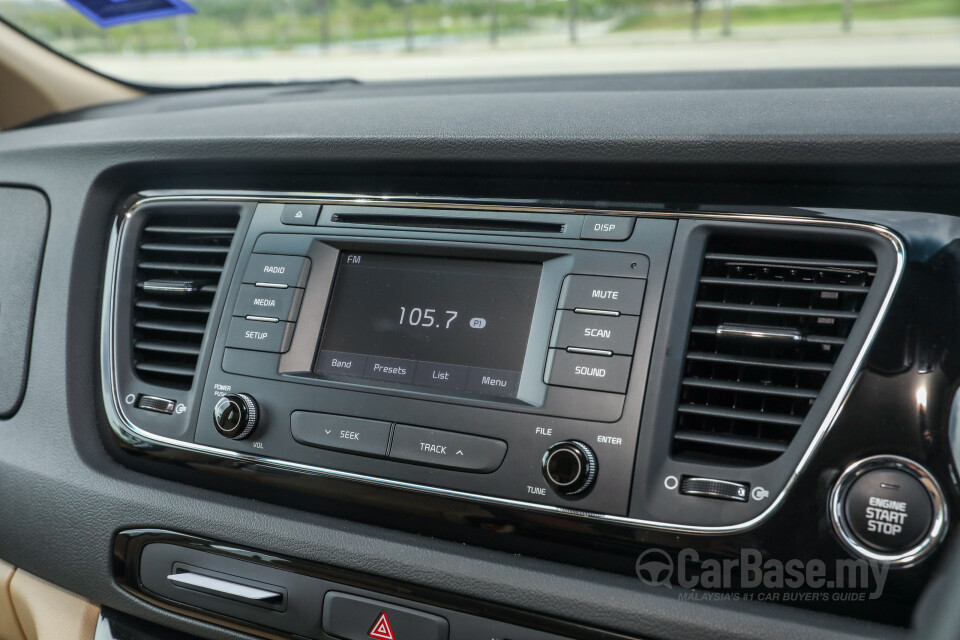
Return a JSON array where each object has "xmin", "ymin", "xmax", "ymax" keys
[
  {"xmin": 542, "ymin": 441, "xmax": 597, "ymax": 496},
  {"xmin": 213, "ymin": 393, "xmax": 259, "ymax": 440}
]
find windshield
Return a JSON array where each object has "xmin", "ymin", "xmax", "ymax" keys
[{"xmin": 2, "ymin": 0, "xmax": 959, "ymax": 86}]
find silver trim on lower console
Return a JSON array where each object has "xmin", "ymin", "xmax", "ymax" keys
[{"xmin": 102, "ymin": 192, "xmax": 906, "ymax": 534}]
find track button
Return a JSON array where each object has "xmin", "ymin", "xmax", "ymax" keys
[{"xmin": 389, "ymin": 425, "xmax": 507, "ymax": 473}]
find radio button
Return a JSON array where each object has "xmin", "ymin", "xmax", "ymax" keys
[
  {"xmin": 580, "ymin": 215, "xmax": 635, "ymax": 241},
  {"xmin": 242, "ymin": 254, "xmax": 311, "ymax": 288},
  {"xmin": 545, "ymin": 349, "xmax": 631, "ymax": 393},
  {"xmin": 233, "ymin": 284, "xmax": 303, "ymax": 322},
  {"xmin": 389, "ymin": 425, "xmax": 507, "ymax": 473},
  {"xmin": 225, "ymin": 317, "xmax": 295, "ymax": 353},
  {"xmin": 291, "ymin": 412, "xmax": 391, "ymax": 457},
  {"xmin": 550, "ymin": 310, "xmax": 639, "ymax": 355},
  {"xmin": 558, "ymin": 275, "xmax": 645, "ymax": 315}
]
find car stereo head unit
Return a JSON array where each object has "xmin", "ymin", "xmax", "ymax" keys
[{"xmin": 104, "ymin": 195, "xmax": 902, "ymax": 534}]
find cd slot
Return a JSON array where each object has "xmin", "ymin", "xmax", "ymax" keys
[
  {"xmin": 318, "ymin": 204, "xmax": 579, "ymax": 238},
  {"xmin": 330, "ymin": 213, "xmax": 566, "ymax": 234}
]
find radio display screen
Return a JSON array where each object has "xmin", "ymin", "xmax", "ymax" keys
[{"xmin": 315, "ymin": 252, "xmax": 542, "ymax": 398}]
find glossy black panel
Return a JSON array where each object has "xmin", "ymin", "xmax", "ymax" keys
[
  {"xmin": 113, "ymin": 529, "xmax": 630, "ymax": 640},
  {"xmin": 105, "ymin": 199, "xmax": 960, "ymax": 627}
]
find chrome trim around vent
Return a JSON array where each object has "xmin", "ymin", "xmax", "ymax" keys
[
  {"xmin": 715, "ymin": 324, "xmax": 804, "ymax": 341},
  {"xmin": 102, "ymin": 192, "xmax": 906, "ymax": 534}
]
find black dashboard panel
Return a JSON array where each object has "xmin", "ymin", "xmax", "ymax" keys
[
  {"xmin": 2, "ymin": 71, "xmax": 960, "ymax": 640},
  {"xmin": 0, "ymin": 188, "xmax": 47, "ymax": 417},
  {"xmin": 104, "ymin": 193, "xmax": 906, "ymax": 540}
]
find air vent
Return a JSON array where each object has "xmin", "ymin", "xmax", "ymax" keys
[
  {"xmin": 131, "ymin": 212, "xmax": 239, "ymax": 389},
  {"xmin": 672, "ymin": 238, "xmax": 877, "ymax": 466}
]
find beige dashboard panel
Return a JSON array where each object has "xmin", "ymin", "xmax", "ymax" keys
[
  {"xmin": 0, "ymin": 22, "xmax": 139, "ymax": 129},
  {"xmin": 7, "ymin": 568, "xmax": 97, "ymax": 640},
  {"xmin": 0, "ymin": 561, "xmax": 23, "ymax": 640}
]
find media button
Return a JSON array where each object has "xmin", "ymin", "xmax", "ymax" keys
[
  {"xmin": 317, "ymin": 350, "xmax": 367, "ymax": 377},
  {"xmin": 466, "ymin": 368, "xmax": 521, "ymax": 397},
  {"xmin": 365, "ymin": 355, "xmax": 416, "ymax": 383},
  {"xmin": 559, "ymin": 275, "xmax": 645, "ymax": 315},
  {"xmin": 389, "ymin": 424, "xmax": 507, "ymax": 473},
  {"xmin": 414, "ymin": 361, "xmax": 469, "ymax": 390},
  {"xmin": 291, "ymin": 412, "xmax": 391, "ymax": 457},
  {"xmin": 233, "ymin": 284, "xmax": 303, "ymax": 321},
  {"xmin": 546, "ymin": 348, "xmax": 631, "ymax": 393}
]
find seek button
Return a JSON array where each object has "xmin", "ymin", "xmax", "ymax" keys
[{"xmin": 291, "ymin": 412, "xmax": 391, "ymax": 458}]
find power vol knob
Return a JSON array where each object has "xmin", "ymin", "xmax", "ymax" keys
[{"xmin": 213, "ymin": 393, "xmax": 259, "ymax": 440}]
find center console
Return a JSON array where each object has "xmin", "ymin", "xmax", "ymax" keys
[{"xmin": 103, "ymin": 193, "xmax": 904, "ymax": 535}]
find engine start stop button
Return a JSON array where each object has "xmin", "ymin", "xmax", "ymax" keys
[{"xmin": 842, "ymin": 468, "xmax": 934, "ymax": 553}]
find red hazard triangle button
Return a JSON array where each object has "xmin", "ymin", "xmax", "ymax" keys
[{"xmin": 368, "ymin": 611, "xmax": 395, "ymax": 640}]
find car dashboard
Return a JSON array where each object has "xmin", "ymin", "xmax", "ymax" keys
[{"xmin": 1, "ymin": 69, "xmax": 960, "ymax": 640}]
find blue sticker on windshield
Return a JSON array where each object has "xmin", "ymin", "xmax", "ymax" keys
[{"xmin": 63, "ymin": 0, "xmax": 195, "ymax": 28}]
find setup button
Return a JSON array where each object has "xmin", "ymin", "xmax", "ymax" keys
[{"xmin": 225, "ymin": 318, "xmax": 294, "ymax": 353}]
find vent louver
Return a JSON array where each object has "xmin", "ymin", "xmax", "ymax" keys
[
  {"xmin": 672, "ymin": 238, "xmax": 877, "ymax": 466},
  {"xmin": 131, "ymin": 212, "xmax": 239, "ymax": 389}
]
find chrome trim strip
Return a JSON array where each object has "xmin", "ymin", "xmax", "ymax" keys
[
  {"xmin": 715, "ymin": 324, "xmax": 804, "ymax": 341},
  {"xmin": 573, "ymin": 308, "xmax": 620, "ymax": 317},
  {"xmin": 103, "ymin": 191, "xmax": 906, "ymax": 534},
  {"xmin": 828, "ymin": 455, "xmax": 947, "ymax": 566},
  {"xmin": 142, "ymin": 280, "xmax": 198, "ymax": 294},
  {"xmin": 167, "ymin": 572, "xmax": 282, "ymax": 602},
  {"xmin": 565, "ymin": 347, "xmax": 614, "ymax": 357},
  {"xmin": 244, "ymin": 315, "xmax": 279, "ymax": 323}
]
